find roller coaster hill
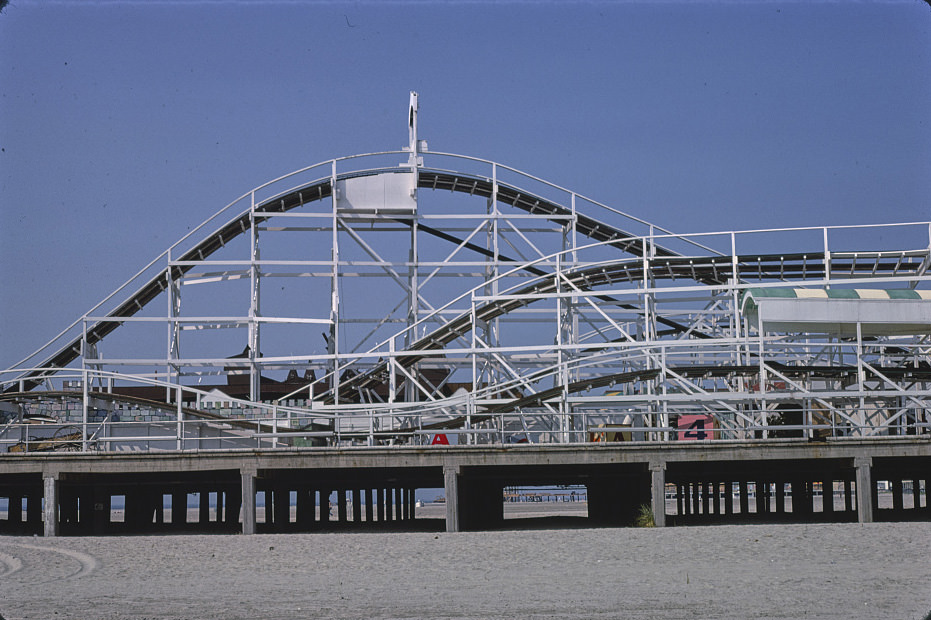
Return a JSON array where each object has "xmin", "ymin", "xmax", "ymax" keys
[{"xmin": 2, "ymin": 94, "xmax": 931, "ymax": 455}]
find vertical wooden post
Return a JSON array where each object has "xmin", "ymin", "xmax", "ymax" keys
[
  {"xmin": 891, "ymin": 479, "xmax": 903, "ymax": 513},
  {"xmin": 755, "ymin": 480, "xmax": 766, "ymax": 516},
  {"xmin": 43, "ymin": 475, "xmax": 59, "ymax": 537},
  {"xmin": 650, "ymin": 462, "xmax": 666, "ymax": 527},
  {"xmin": 320, "ymin": 489, "xmax": 331, "ymax": 526},
  {"xmin": 241, "ymin": 469, "xmax": 256, "ymax": 535},
  {"xmin": 352, "ymin": 489, "xmax": 362, "ymax": 524},
  {"xmin": 365, "ymin": 489, "xmax": 375, "ymax": 525},
  {"xmin": 172, "ymin": 490, "xmax": 187, "ymax": 528},
  {"xmin": 337, "ymin": 489, "xmax": 348, "ymax": 523},
  {"xmin": 823, "ymin": 477, "xmax": 834, "ymax": 516},
  {"xmin": 444, "ymin": 465, "xmax": 460, "ymax": 532},
  {"xmin": 199, "ymin": 489, "xmax": 210, "ymax": 526},
  {"xmin": 855, "ymin": 457, "xmax": 873, "ymax": 524}
]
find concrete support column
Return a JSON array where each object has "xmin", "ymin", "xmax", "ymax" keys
[
  {"xmin": 122, "ymin": 490, "xmax": 136, "ymax": 530},
  {"xmin": 274, "ymin": 486, "xmax": 290, "ymax": 529},
  {"xmin": 172, "ymin": 491, "xmax": 187, "ymax": 527},
  {"xmin": 891, "ymin": 479, "xmax": 904, "ymax": 513},
  {"xmin": 128, "ymin": 490, "xmax": 143, "ymax": 530},
  {"xmin": 365, "ymin": 489, "xmax": 374, "ymax": 525},
  {"xmin": 650, "ymin": 462, "xmax": 666, "ymax": 527},
  {"xmin": 199, "ymin": 489, "xmax": 211, "ymax": 525},
  {"xmin": 43, "ymin": 475, "xmax": 59, "ymax": 537},
  {"xmin": 855, "ymin": 457, "xmax": 873, "ymax": 524},
  {"xmin": 226, "ymin": 487, "xmax": 241, "ymax": 530},
  {"xmin": 337, "ymin": 489, "xmax": 348, "ymax": 523},
  {"xmin": 320, "ymin": 489, "xmax": 331, "ymax": 525},
  {"xmin": 823, "ymin": 477, "xmax": 834, "ymax": 516},
  {"xmin": 296, "ymin": 488, "xmax": 311, "ymax": 528},
  {"xmin": 241, "ymin": 469, "xmax": 257, "ymax": 535},
  {"xmin": 91, "ymin": 492, "xmax": 108, "ymax": 536},
  {"xmin": 802, "ymin": 479, "xmax": 813, "ymax": 516},
  {"xmin": 352, "ymin": 489, "xmax": 362, "ymax": 523},
  {"xmin": 444, "ymin": 465, "xmax": 460, "ymax": 532},
  {"xmin": 154, "ymin": 494, "xmax": 165, "ymax": 525},
  {"xmin": 789, "ymin": 478, "xmax": 803, "ymax": 516},
  {"xmin": 375, "ymin": 488, "xmax": 384, "ymax": 523},
  {"xmin": 9, "ymin": 494, "xmax": 22, "ymax": 525},
  {"xmin": 393, "ymin": 488, "xmax": 402, "ymax": 521},
  {"xmin": 739, "ymin": 480, "xmax": 749, "ymax": 515}
]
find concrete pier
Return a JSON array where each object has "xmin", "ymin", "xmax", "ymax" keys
[
  {"xmin": 1, "ymin": 438, "xmax": 927, "ymax": 536},
  {"xmin": 241, "ymin": 469, "xmax": 256, "ymax": 535},
  {"xmin": 855, "ymin": 457, "xmax": 873, "ymax": 524},
  {"xmin": 444, "ymin": 465, "xmax": 460, "ymax": 533},
  {"xmin": 43, "ymin": 474, "xmax": 58, "ymax": 536},
  {"xmin": 650, "ymin": 462, "xmax": 666, "ymax": 528}
]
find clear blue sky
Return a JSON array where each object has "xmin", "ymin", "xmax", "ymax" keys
[{"xmin": 1, "ymin": 0, "xmax": 929, "ymax": 370}]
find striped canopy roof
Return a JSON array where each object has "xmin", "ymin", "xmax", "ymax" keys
[{"xmin": 741, "ymin": 288, "xmax": 931, "ymax": 313}]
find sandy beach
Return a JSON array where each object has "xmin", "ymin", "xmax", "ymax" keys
[{"xmin": 0, "ymin": 521, "xmax": 928, "ymax": 620}]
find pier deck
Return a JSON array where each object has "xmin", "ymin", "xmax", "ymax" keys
[{"xmin": 1, "ymin": 438, "xmax": 927, "ymax": 536}]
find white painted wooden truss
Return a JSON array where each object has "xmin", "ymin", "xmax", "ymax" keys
[{"xmin": 2, "ymin": 95, "xmax": 929, "ymax": 451}]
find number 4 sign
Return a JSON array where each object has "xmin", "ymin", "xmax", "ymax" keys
[{"xmin": 677, "ymin": 414, "xmax": 716, "ymax": 441}]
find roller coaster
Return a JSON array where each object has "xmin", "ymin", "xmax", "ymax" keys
[{"xmin": 2, "ymin": 93, "xmax": 930, "ymax": 452}]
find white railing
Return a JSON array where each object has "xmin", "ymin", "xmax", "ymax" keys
[{"xmin": 1, "ymin": 360, "xmax": 928, "ymax": 453}]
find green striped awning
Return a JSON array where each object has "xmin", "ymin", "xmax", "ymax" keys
[{"xmin": 741, "ymin": 288, "xmax": 931, "ymax": 313}]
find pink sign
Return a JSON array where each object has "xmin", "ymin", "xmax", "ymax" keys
[{"xmin": 677, "ymin": 414, "xmax": 716, "ymax": 440}]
